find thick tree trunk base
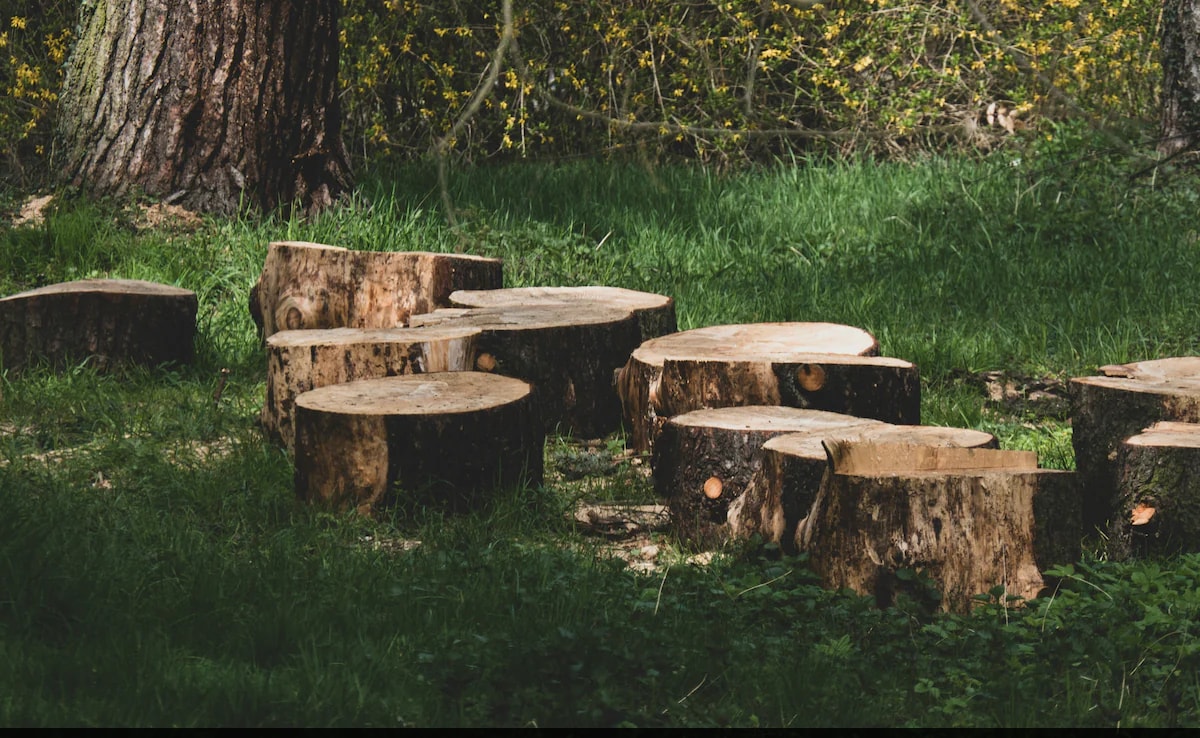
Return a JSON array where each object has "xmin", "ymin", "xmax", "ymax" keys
[
  {"xmin": 1110, "ymin": 421, "xmax": 1200, "ymax": 560},
  {"xmin": 262, "ymin": 326, "xmax": 480, "ymax": 451},
  {"xmin": 0, "ymin": 279, "xmax": 196, "ymax": 374},
  {"xmin": 293, "ymin": 372, "xmax": 543, "ymax": 514},
  {"xmin": 449, "ymin": 286, "xmax": 677, "ymax": 343},
  {"xmin": 248, "ymin": 241, "xmax": 502, "ymax": 340}
]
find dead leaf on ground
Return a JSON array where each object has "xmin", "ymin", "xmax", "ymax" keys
[{"xmin": 12, "ymin": 194, "xmax": 54, "ymax": 227}]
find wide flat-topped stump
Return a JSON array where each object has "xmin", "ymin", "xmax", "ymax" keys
[
  {"xmin": 617, "ymin": 322, "xmax": 917, "ymax": 455},
  {"xmin": 449, "ymin": 286, "xmax": 676, "ymax": 342},
  {"xmin": 1071, "ymin": 357, "xmax": 1200, "ymax": 531},
  {"xmin": 0, "ymin": 278, "xmax": 196, "ymax": 374},
  {"xmin": 248, "ymin": 241, "xmax": 502, "ymax": 340},
  {"xmin": 410, "ymin": 304, "xmax": 641, "ymax": 438},
  {"xmin": 293, "ymin": 372, "xmax": 543, "ymax": 514},
  {"xmin": 262, "ymin": 325, "xmax": 481, "ymax": 451},
  {"xmin": 730, "ymin": 424, "xmax": 997, "ymax": 553},
  {"xmin": 1110, "ymin": 421, "xmax": 1200, "ymax": 560}
]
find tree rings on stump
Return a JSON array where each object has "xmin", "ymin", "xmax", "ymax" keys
[
  {"xmin": 449, "ymin": 286, "xmax": 676, "ymax": 343},
  {"xmin": 0, "ymin": 278, "xmax": 196, "ymax": 374},
  {"xmin": 1110, "ymin": 421, "xmax": 1200, "ymax": 560},
  {"xmin": 293, "ymin": 372, "xmax": 543, "ymax": 514},
  {"xmin": 262, "ymin": 325, "xmax": 481, "ymax": 451}
]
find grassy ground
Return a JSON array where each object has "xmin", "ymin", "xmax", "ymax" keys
[{"xmin": 3, "ymin": 130, "xmax": 1200, "ymax": 726}]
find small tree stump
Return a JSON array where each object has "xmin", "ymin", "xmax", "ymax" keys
[
  {"xmin": 262, "ymin": 326, "xmax": 481, "ymax": 451},
  {"xmin": 293, "ymin": 372, "xmax": 543, "ymax": 514},
  {"xmin": 653, "ymin": 406, "xmax": 887, "ymax": 547},
  {"xmin": 730, "ymin": 425, "xmax": 997, "ymax": 553},
  {"xmin": 0, "ymin": 278, "xmax": 196, "ymax": 374},
  {"xmin": 1071, "ymin": 357, "xmax": 1200, "ymax": 532},
  {"xmin": 449, "ymin": 286, "xmax": 676, "ymax": 343},
  {"xmin": 798, "ymin": 441, "xmax": 1081, "ymax": 613},
  {"xmin": 1109, "ymin": 421, "xmax": 1200, "ymax": 560},
  {"xmin": 617, "ymin": 322, "xmax": 918, "ymax": 455},
  {"xmin": 410, "ymin": 304, "xmax": 641, "ymax": 438},
  {"xmin": 248, "ymin": 241, "xmax": 502, "ymax": 340}
]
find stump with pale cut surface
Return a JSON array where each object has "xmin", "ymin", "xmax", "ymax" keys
[
  {"xmin": 1071, "ymin": 357, "xmax": 1200, "ymax": 531},
  {"xmin": 262, "ymin": 326, "xmax": 481, "ymax": 451},
  {"xmin": 1110, "ymin": 421, "xmax": 1200, "ymax": 560},
  {"xmin": 293, "ymin": 372, "xmax": 543, "ymax": 514},
  {"xmin": 449, "ymin": 286, "xmax": 676, "ymax": 343},
  {"xmin": 0, "ymin": 279, "xmax": 196, "ymax": 374},
  {"xmin": 798, "ymin": 441, "xmax": 1081, "ymax": 613},
  {"xmin": 617, "ymin": 322, "xmax": 918, "ymax": 455},
  {"xmin": 410, "ymin": 304, "xmax": 641, "ymax": 438},
  {"xmin": 248, "ymin": 241, "xmax": 502, "ymax": 340},
  {"xmin": 730, "ymin": 424, "xmax": 997, "ymax": 554}
]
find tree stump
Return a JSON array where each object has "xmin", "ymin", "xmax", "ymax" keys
[
  {"xmin": 293, "ymin": 372, "xmax": 543, "ymax": 514},
  {"xmin": 798, "ymin": 441, "xmax": 1082, "ymax": 613},
  {"xmin": 248, "ymin": 241, "xmax": 502, "ymax": 340},
  {"xmin": 262, "ymin": 326, "xmax": 481, "ymax": 451},
  {"xmin": 730, "ymin": 425, "xmax": 997, "ymax": 554},
  {"xmin": 1071, "ymin": 357, "xmax": 1200, "ymax": 532},
  {"xmin": 652, "ymin": 406, "xmax": 886, "ymax": 547},
  {"xmin": 1109, "ymin": 421, "xmax": 1200, "ymax": 560},
  {"xmin": 449, "ymin": 286, "xmax": 676, "ymax": 343},
  {"xmin": 409, "ymin": 304, "xmax": 641, "ymax": 438},
  {"xmin": 0, "ymin": 279, "xmax": 196, "ymax": 374},
  {"xmin": 617, "ymin": 322, "xmax": 917, "ymax": 455}
]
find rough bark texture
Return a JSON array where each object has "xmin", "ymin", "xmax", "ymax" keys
[
  {"xmin": 58, "ymin": 0, "xmax": 352, "ymax": 215},
  {"xmin": 410, "ymin": 304, "xmax": 642, "ymax": 438},
  {"xmin": 293, "ymin": 372, "xmax": 544, "ymax": 514},
  {"xmin": 262, "ymin": 326, "xmax": 480, "ymax": 451},
  {"xmin": 1160, "ymin": 0, "xmax": 1200, "ymax": 156},
  {"xmin": 730, "ymin": 425, "xmax": 997, "ymax": 554},
  {"xmin": 449, "ymin": 286, "xmax": 677, "ymax": 343},
  {"xmin": 248, "ymin": 241, "xmax": 503, "ymax": 340},
  {"xmin": 1110, "ymin": 421, "xmax": 1200, "ymax": 560},
  {"xmin": 617, "ymin": 323, "xmax": 883, "ymax": 455},
  {"xmin": 1070, "ymin": 358, "xmax": 1200, "ymax": 532},
  {"xmin": 0, "ymin": 279, "xmax": 196, "ymax": 374},
  {"xmin": 799, "ymin": 441, "xmax": 1081, "ymax": 613}
]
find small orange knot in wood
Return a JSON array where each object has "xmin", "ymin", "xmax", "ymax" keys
[
  {"xmin": 796, "ymin": 363, "xmax": 826, "ymax": 392},
  {"xmin": 476, "ymin": 353, "xmax": 497, "ymax": 372},
  {"xmin": 703, "ymin": 476, "xmax": 723, "ymax": 499},
  {"xmin": 1131, "ymin": 503, "xmax": 1156, "ymax": 526}
]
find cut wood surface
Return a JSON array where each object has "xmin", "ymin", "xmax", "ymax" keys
[
  {"xmin": 410, "ymin": 304, "xmax": 641, "ymax": 437},
  {"xmin": 1071, "ymin": 357, "xmax": 1200, "ymax": 531},
  {"xmin": 248, "ymin": 241, "xmax": 502, "ymax": 340},
  {"xmin": 1110, "ymin": 421, "xmax": 1200, "ymax": 560},
  {"xmin": 261, "ymin": 325, "xmax": 481, "ymax": 451},
  {"xmin": 293, "ymin": 372, "xmax": 543, "ymax": 514},
  {"xmin": 798, "ymin": 440, "xmax": 1081, "ymax": 613},
  {"xmin": 617, "ymin": 322, "xmax": 889, "ymax": 454},
  {"xmin": 652, "ymin": 406, "xmax": 886, "ymax": 547},
  {"xmin": 449, "ymin": 285, "xmax": 677, "ymax": 342},
  {"xmin": 0, "ymin": 278, "xmax": 196, "ymax": 374},
  {"xmin": 731, "ymin": 425, "xmax": 997, "ymax": 553}
]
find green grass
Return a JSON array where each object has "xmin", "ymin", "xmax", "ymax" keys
[{"xmin": 4, "ymin": 131, "xmax": 1200, "ymax": 726}]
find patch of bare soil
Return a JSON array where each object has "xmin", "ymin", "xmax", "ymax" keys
[
  {"xmin": 134, "ymin": 202, "xmax": 204, "ymax": 232},
  {"xmin": 951, "ymin": 369, "xmax": 1070, "ymax": 419}
]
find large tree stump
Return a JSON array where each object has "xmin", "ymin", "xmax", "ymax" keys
[
  {"xmin": 0, "ymin": 279, "xmax": 196, "ymax": 374},
  {"xmin": 248, "ymin": 241, "xmax": 502, "ymax": 340},
  {"xmin": 617, "ymin": 322, "xmax": 917, "ymax": 455},
  {"xmin": 798, "ymin": 441, "xmax": 1082, "ymax": 613},
  {"xmin": 1071, "ymin": 357, "xmax": 1200, "ymax": 532},
  {"xmin": 409, "ymin": 304, "xmax": 641, "ymax": 438},
  {"xmin": 1109, "ymin": 421, "xmax": 1200, "ymax": 560},
  {"xmin": 652, "ymin": 406, "xmax": 886, "ymax": 547},
  {"xmin": 730, "ymin": 425, "xmax": 997, "ymax": 554},
  {"xmin": 293, "ymin": 372, "xmax": 543, "ymax": 514},
  {"xmin": 449, "ymin": 286, "xmax": 677, "ymax": 343},
  {"xmin": 262, "ymin": 326, "xmax": 481, "ymax": 451}
]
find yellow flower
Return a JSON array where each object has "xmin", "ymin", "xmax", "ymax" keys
[{"xmin": 10, "ymin": 16, "xmax": 26, "ymax": 30}]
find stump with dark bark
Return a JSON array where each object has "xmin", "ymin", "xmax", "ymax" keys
[
  {"xmin": 262, "ymin": 326, "xmax": 481, "ymax": 451},
  {"xmin": 1071, "ymin": 358, "xmax": 1200, "ymax": 532},
  {"xmin": 730, "ymin": 424, "xmax": 998, "ymax": 553},
  {"xmin": 1110, "ymin": 421, "xmax": 1200, "ymax": 560},
  {"xmin": 293, "ymin": 372, "xmax": 543, "ymax": 514},
  {"xmin": 798, "ymin": 441, "xmax": 1082, "ymax": 613},
  {"xmin": 449, "ymin": 286, "xmax": 677, "ymax": 343},
  {"xmin": 410, "ymin": 304, "xmax": 641, "ymax": 438},
  {"xmin": 0, "ymin": 279, "xmax": 196, "ymax": 374},
  {"xmin": 248, "ymin": 241, "xmax": 502, "ymax": 340}
]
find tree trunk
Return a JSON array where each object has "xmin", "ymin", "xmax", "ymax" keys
[
  {"xmin": 1160, "ymin": 0, "xmax": 1200, "ymax": 156},
  {"xmin": 1110, "ymin": 421, "xmax": 1200, "ymax": 559},
  {"xmin": 58, "ymin": 0, "xmax": 351, "ymax": 216},
  {"xmin": 449, "ymin": 286, "xmax": 677, "ymax": 343}
]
